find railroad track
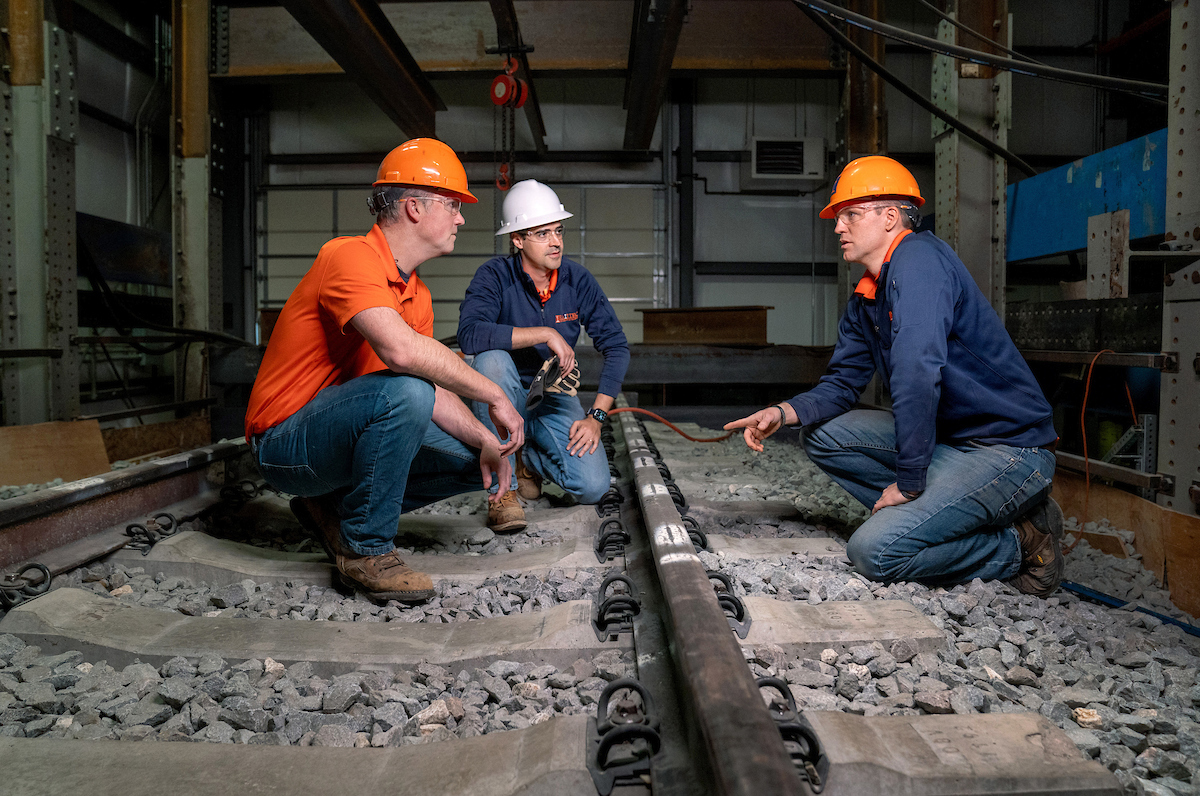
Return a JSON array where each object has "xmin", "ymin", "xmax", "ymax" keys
[{"xmin": 0, "ymin": 408, "xmax": 1119, "ymax": 795}]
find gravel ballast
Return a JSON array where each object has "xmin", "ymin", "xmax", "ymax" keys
[
  {"xmin": 1, "ymin": 419, "xmax": 1197, "ymax": 795},
  {"xmin": 649, "ymin": 421, "xmax": 1200, "ymax": 795},
  {"xmin": 0, "ymin": 631, "xmax": 632, "ymax": 747}
]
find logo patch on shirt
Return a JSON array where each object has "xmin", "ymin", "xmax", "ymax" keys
[{"xmin": 555, "ymin": 312, "xmax": 578, "ymax": 323}]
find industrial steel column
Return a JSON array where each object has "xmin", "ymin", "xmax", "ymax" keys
[
  {"xmin": 172, "ymin": 0, "xmax": 219, "ymax": 402},
  {"xmin": 931, "ymin": 1, "xmax": 1011, "ymax": 316},
  {"xmin": 839, "ymin": 0, "xmax": 887, "ymax": 310},
  {"xmin": 674, "ymin": 79, "xmax": 695, "ymax": 308},
  {"xmin": 1161, "ymin": 0, "xmax": 1200, "ymax": 516},
  {"xmin": 5, "ymin": 0, "xmax": 80, "ymax": 424},
  {"xmin": 846, "ymin": 0, "xmax": 886, "ymax": 156}
]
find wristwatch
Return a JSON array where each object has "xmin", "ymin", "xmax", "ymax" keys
[
  {"xmin": 900, "ymin": 489, "xmax": 923, "ymax": 500},
  {"xmin": 585, "ymin": 407, "xmax": 609, "ymax": 423}
]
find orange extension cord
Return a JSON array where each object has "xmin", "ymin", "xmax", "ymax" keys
[
  {"xmin": 1065, "ymin": 349, "xmax": 1118, "ymax": 555},
  {"xmin": 607, "ymin": 407, "xmax": 735, "ymax": 443}
]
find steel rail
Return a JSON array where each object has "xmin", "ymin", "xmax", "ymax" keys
[
  {"xmin": 615, "ymin": 411, "xmax": 806, "ymax": 794},
  {"xmin": 0, "ymin": 441, "xmax": 249, "ymax": 570}
]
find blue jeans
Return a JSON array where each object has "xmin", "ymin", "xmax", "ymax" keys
[
  {"xmin": 801, "ymin": 409, "xmax": 1056, "ymax": 586},
  {"xmin": 252, "ymin": 371, "xmax": 485, "ymax": 556},
  {"xmin": 469, "ymin": 350, "xmax": 610, "ymax": 504}
]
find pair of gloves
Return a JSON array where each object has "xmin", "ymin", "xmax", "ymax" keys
[{"xmin": 526, "ymin": 355, "xmax": 581, "ymax": 410}]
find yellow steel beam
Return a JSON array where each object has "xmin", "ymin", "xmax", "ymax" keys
[
  {"xmin": 8, "ymin": 0, "xmax": 44, "ymax": 87},
  {"xmin": 173, "ymin": 0, "xmax": 209, "ymax": 159}
]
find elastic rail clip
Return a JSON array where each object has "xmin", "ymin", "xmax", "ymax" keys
[
  {"xmin": 709, "ymin": 571, "xmax": 752, "ymax": 638},
  {"xmin": 595, "ymin": 487, "xmax": 624, "ymax": 518},
  {"xmin": 586, "ymin": 678, "xmax": 662, "ymax": 796},
  {"xmin": 0, "ymin": 563, "xmax": 52, "ymax": 609},
  {"xmin": 681, "ymin": 515, "xmax": 707, "ymax": 552},
  {"xmin": 592, "ymin": 573, "xmax": 640, "ymax": 642},
  {"xmin": 757, "ymin": 676, "xmax": 830, "ymax": 793},
  {"xmin": 594, "ymin": 517, "xmax": 630, "ymax": 563},
  {"xmin": 125, "ymin": 511, "xmax": 180, "ymax": 556},
  {"xmin": 664, "ymin": 482, "xmax": 688, "ymax": 512}
]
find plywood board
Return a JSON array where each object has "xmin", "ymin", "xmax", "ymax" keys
[
  {"xmin": 0, "ymin": 420, "xmax": 111, "ymax": 486},
  {"xmin": 639, "ymin": 306, "xmax": 774, "ymax": 345},
  {"xmin": 1053, "ymin": 472, "xmax": 1200, "ymax": 617},
  {"xmin": 102, "ymin": 415, "xmax": 211, "ymax": 464}
]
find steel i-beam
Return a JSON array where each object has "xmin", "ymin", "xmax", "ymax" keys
[{"xmin": 279, "ymin": 0, "xmax": 442, "ymax": 138}]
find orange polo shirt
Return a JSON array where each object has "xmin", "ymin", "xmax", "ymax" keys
[{"xmin": 244, "ymin": 225, "xmax": 435, "ymax": 439}]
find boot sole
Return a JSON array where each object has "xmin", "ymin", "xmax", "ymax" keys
[
  {"xmin": 335, "ymin": 572, "xmax": 434, "ymax": 604},
  {"xmin": 489, "ymin": 519, "xmax": 528, "ymax": 534}
]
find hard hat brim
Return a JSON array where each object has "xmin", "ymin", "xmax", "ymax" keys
[
  {"xmin": 495, "ymin": 209, "xmax": 574, "ymax": 236},
  {"xmin": 372, "ymin": 181, "xmax": 479, "ymax": 204},
  {"xmin": 820, "ymin": 194, "xmax": 926, "ymax": 220}
]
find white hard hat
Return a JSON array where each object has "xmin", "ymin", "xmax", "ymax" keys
[{"xmin": 496, "ymin": 179, "xmax": 573, "ymax": 236}]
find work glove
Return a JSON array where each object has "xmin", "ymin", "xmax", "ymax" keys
[{"xmin": 526, "ymin": 355, "xmax": 581, "ymax": 410}]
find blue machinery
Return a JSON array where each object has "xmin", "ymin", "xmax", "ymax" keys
[{"xmin": 1006, "ymin": 129, "xmax": 1167, "ymax": 263}]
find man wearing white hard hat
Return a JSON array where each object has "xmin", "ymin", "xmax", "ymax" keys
[{"xmin": 458, "ymin": 180, "xmax": 629, "ymax": 529}]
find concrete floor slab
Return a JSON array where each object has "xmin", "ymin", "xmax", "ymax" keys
[
  {"xmin": 739, "ymin": 598, "xmax": 944, "ymax": 657},
  {"xmin": 237, "ymin": 493, "xmax": 600, "ymax": 548},
  {"xmin": 0, "ymin": 588, "xmax": 628, "ymax": 676},
  {"xmin": 673, "ymin": 477, "xmax": 776, "ymax": 497},
  {"xmin": 805, "ymin": 710, "xmax": 1118, "ymax": 795},
  {"xmin": 393, "ymin": 504, "xmax": 600, "ymax": 548},
  {"xmin": 708, "ymin": 535, "xmax": 845, "ymax": 560},
  {"xmin": 106, "ymin": 531, "xmax": 609, "ymax": 589},
  {"xmin": 0, "ymin": 714, "xmax": 598, "ymax": 796},
  {"xmin": 684, "ymin": 498, "xmax": 808, "ymax": 522}
]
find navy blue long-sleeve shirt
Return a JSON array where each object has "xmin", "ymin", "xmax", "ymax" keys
[
  {"xmin": 457, "ymin": 255, "xmax": 630, "ymax": 398},
  {"xmin": 784, "ymin": 231, "xmax": 1056, "ymax": 493}
]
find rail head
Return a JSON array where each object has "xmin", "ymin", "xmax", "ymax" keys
[
  {"xmin": 0, "ymin": 440, "xmax": 249, "ymax": 530},
  {"xmin": 615, "ymin": 411, "xmax": 808, "ymax": 796}
]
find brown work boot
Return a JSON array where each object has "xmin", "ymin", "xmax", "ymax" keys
[
  {"xmin": 487, "ymin": 489, "xmax": 527, "ymax": 534},
  {"xmin": 515, "ymin": 451, "xmax": 543, "ymax": 500},
  {"xmin": 337, "ymin": 549, "xmax": 435, "ymax": 604},
  {"xmin": 1007, "ymin": 497, "xmax": 1065, "ymax": 598},
  {"xmin": 290, "ymin": 495, "xmax": 347, "ymax": 562},
  {"xmin": 291, "ymin": 496, "xmax": 434, "ymax": 603}
]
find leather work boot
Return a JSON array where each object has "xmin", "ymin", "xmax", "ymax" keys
[
  {"xmin": 289, "ymin": 495, "xmax": 347, "ymax": 562},
  {"xmin": 1007, "ymin": 497, "xmax": 1065, "ymax": 598},
  {"xmin": 487, "ymin": 489, "xmax": 527, "ymax": 534},
  {"xmin": 336, "ymin": 549, "xmax": 435, "ymax": 604},
  {"xmin": 515, "ymin": 451, "xmax": 543, "ymax": 500},
  {"xmin": 291, "ymin": 496, "xmax": 434, "ymax": 603}
]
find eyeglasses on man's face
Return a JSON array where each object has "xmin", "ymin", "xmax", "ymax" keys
[
  {"xmin": 833, "ymin": 204, "xmax": 891, "ymax": 226},
  {"xmin": 523, "ymin": 226, "xmax": 565, "ymax": 243},
  {"xmin": 417, "ymin": 196, "xmax": 462, "ymax": 216}
]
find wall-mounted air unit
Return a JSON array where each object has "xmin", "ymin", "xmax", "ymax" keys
[{"xmin": 749, "ymin": 137, "xmax": 826, "ymax": 181}]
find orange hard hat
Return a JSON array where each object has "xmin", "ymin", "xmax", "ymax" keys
[
  {"xmin": 374, "ymin": 138, "xmax": 478, "ymax": 203},
  {"xmin": 819, "ymin": 156, "xmax": 924, "ymax": 219}
]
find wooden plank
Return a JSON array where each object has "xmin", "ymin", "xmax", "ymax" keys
[
  {"xmin": 1164, "ymin": 509, "xmax": 1200, "ymax": 619},
  {"xmin": 1052, "ymin": 471, "xmax": 1200, "ymax": 617},
  {"xmin": 101, "ymin": 415, "xmax": 212, "ymax": 464},
  {"xmin": 638, "ymin": 306, "xmax": 774, "ymax": 345},
  {"xmin": 0, "ymin": 420, "xmax": 110, "ymax": 486},
  {"xmin": 1078, "ymin": 529, "xmax": 1127, "ymax": 558}
]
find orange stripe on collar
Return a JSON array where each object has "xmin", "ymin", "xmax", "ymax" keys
[
  {"xmin": 537, "ymin": 268, "xmax": 558, "ymax": 304},
  {"xmin": 853, "ymin": 229, "xmax": 914, "ymax": 300},
  {"xmin": 854, "ymin": 273, "xmax": 878, "ymax": 300}
]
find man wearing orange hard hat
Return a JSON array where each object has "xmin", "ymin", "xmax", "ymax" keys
[
  {"xmin": 245, "ymin": 138, "xmax": 525, "ymax": 605},
  {"xmin": 727, "ymin": 156, "xmax": 1063, "ymax": 598}
]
